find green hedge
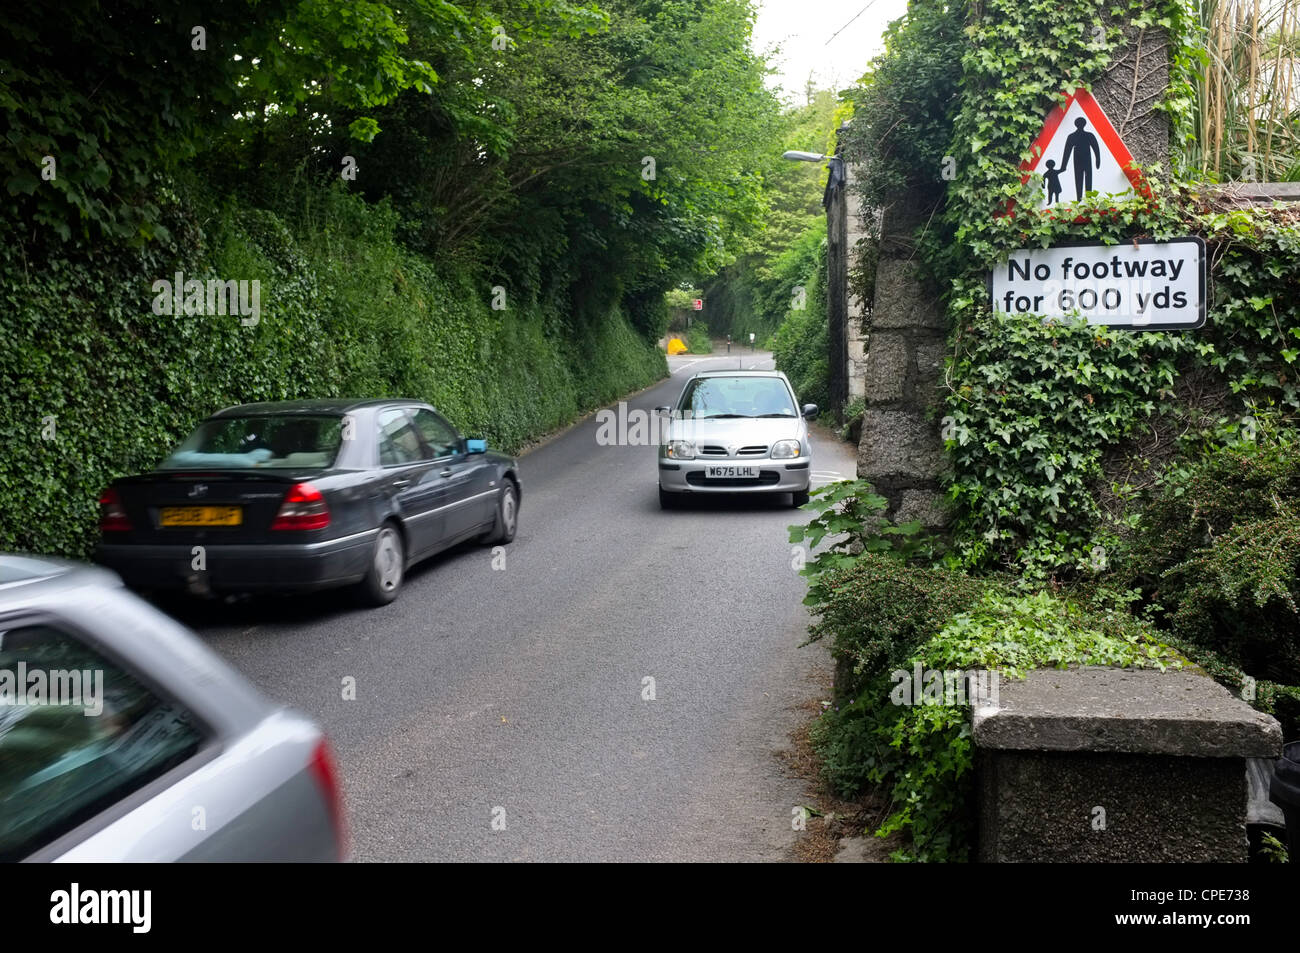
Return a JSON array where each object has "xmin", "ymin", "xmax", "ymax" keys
[
  {"xmin": 771, "ymin": 236, "xmax": 829, "ymax": 411},
  {"xmin": 685, "ymin": 321, "xmax": 712, "ymax": 354},
  {"xmin": 0, "ymin": 185, "xmax": 666, "ymax": 559}
]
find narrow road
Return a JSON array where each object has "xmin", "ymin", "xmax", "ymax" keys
[{"xmin": 177, "ymin": 351, "xmax": 857, "ymax": 861}]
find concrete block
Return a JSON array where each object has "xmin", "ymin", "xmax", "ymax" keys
[
  {"xmin": 974, "ymin": 667, "xmax": 1283, "ymax": 862},
  {"xmin": 973, "ymin": 668, "xmax": 1282, "ymax": 758}
]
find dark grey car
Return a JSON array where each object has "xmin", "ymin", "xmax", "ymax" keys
[
  {"xmin": 95, "ymin": 399, "xmax": 521, "ymax": 606},
  {"xmin": 0, "ymin": 554, "xmax": 344, "ymax": 861}
]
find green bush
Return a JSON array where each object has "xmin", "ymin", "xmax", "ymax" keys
[
  {"xmin": 771, "ymin": 300, "xmax": 829, "ymax": 411},
  {"xmin": 685, "ymin": 320, "xmax": 712, "ymax": 354},
  {"xmin": 771, "ymin": 235, "xmax": 829, "ymax": 411},
  {"xmin": 1125, "ymin": 438, "xmax": 1300, "ymax": 680},
  {"xmin": 0, "ymin": 184, "xmax": 666, "ymax": 559},
  {"xmin": 1118, "ymin": 437, "xmax": 1300, "ymax": 734},
  {"xmin": 805, "ymin": 553, "xmax": 1000, "ymax": 704}
]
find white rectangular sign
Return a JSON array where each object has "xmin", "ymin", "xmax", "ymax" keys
[{"xmin": 990, "ymin": 238, "xmax": 1206, "ymax": 329}]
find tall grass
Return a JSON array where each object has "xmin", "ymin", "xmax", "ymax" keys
[{"xmin": 1190, "ymin": 0, "xmax": 1300, "ymax": 181}]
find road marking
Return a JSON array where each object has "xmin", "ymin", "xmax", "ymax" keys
[{"xmin": 811, "ymin": 469, "xmax": 850, "ymax": 488}]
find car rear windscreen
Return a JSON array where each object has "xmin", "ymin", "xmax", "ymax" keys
[{"xmin": 160, "ymin": 415, "xmax": 344, "ymax": 470}]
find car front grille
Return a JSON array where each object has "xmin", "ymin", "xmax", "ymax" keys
[
  {"xmin": 686, "ymin": 470, "xmax": 781, "ymax": 487},
  {"xmin": 698, "ymin": 445, "xmax": 768, "ymax": 457}
]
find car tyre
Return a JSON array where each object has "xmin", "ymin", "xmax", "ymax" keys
[
  {"xmin": 659, "ymin": 485, "xmax": 680, "ymax": 510},
  {"xmin": 481, "ymin": 480, "xmax": 519, "ymax": 544},
  {"xmin": 357, "ymin": 522, "xmax": 404, "ymax": 607},
  {"xmin": 791, "ymin": 489, "xmax": 810, "ymax": 507}
]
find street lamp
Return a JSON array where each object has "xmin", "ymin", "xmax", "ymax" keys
[{"xmin": 783, "ymin": 150, "xmax": 842, "ymax": 167}]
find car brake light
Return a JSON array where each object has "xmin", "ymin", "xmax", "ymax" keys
[
  {"xmin": 98, "ymin": 487, "xmax": 132, "ymax": 531},
  {"xmin": 271, "ymin": 482, "xmax": 330, "ymax": 530},
  {"xmin": 309, "ymin": 738, "xmax": 348, "ymax": 861}
]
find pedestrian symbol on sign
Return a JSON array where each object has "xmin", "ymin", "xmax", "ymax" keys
[
  {"xmin": 1060, "ymin": 118, "xmax": 1101, "ymax": 200},
  {"xmin": 1018, "ymin": 88, "xmax": 1145, "ymax": 210}
]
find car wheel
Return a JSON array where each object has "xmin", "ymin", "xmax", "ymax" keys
[
  {"xmin": 481, "ymin": 481, "xmax": 518, "ymax": 544},
  {"xmin": 357, "ymin": 522, "xmax": 404, "ymax": 606},
  {"xmin": 658, "ymin": 485, "xmax": 679, "ymax": 510},
  {"xmin": 791, "ymin": 489, "xmax": 810, "ymax": 507}
]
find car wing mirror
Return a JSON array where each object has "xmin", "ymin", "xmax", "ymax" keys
[
  {"xmin": 655, "ymin": 406, "xmax": 672, "ymax": 417},
  {"xmin": 802, "ymin": 403, "xmax": 819, "ymax": 419},
  {"xmin": 466, "ymin": 439, "xmax": 487, "ymax": 454}
]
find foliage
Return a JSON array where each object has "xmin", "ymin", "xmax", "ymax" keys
[
  {"xmin": 1122, "ymin": 436, "xmax": 1300, "ymax": 689},
  {"xmin": 801, "ymin": 553, "xmax": 1001, "ymax": 703},
  {"xmin": 701, "ymin": 89, "xmax": 839, "ymax": 340},
  {"xmin": 945, "ymin": 309, "xmax": 1191, "ymax": 576},
  {"xmin": 1259, "ymin": 832, "xmax": 1290, "ymax": 863},
  {"xmin": 1187, "ymin": 0, "xmax": 1300, "ymax": 182},
  {"xmin": 837, "ymin": 0, "xmax": 964, "ymax": 209},
  {"xmin": 770, "ymin": 235, "xmax": 831, "ymax": 409},
  {"xmin": 808, "ymin": 0, "xmax": 1300, "ymax": 863},
  {"xmin": 0, "ymin": 0, "xmax": 579, "ymax": 243},
  {"xmin": 335, "ymin": 0, "xmax": 782, "ymax": 309},
  {"xmin": 832, "ymin": 0, "xmax": 1300, "ymax": 577},
  {"xmin": 685, "ymin": 321, "xmax": 713, "ymax": 354},
  {"xmin": 789, "ymin": 479, "xmax": 940, "ymax": 611}
]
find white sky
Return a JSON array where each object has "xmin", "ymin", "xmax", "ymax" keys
[{"xmin": 752, "ymin": 0, "xmax": 912, "ymax": 104}]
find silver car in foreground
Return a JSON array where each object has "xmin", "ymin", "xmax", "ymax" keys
[
  {"xmin": 0, "ymin": 554, "xmax": 345, "ymax": 861},
  {"xmin": 656, "ymin": 370, "xmax": 818, "ymax": 508}
]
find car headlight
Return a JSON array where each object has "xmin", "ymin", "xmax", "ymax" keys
[
  {"xmin": 666, "ymin": 440, "xmax": 696, "ymax": 460},
  {"xmin": 771, "ymin": 439, "xmax": 801, "ymax": 459}
]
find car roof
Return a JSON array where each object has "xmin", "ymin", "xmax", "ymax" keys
[
  {"xmin": 691, "ymin": 369, "xmax": 788, "ymax": 378},
  {"xmin": 0, "ymin": 553, "xmax": 90, "ymax": 593},
  {"xmin": 0, "ymin": 553, "xmax": 273, "ymax": 735},
  {"xmin": 210, "ymin": 398, "xmax": 428, "ymax": 417}
]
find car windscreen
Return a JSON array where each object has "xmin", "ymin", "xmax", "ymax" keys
[
  {"xmin": 160, "ymin": 415, "xmax": 344, "ymax": 470},
  {"xmin": 677, "ymin": 377, "xmax": 797, "ymax": 418}
]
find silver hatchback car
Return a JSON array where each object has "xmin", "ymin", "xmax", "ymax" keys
[
  {"xmin": 656, "ymin": 370, "xmax": 818, "ymax": 508},
  {"xmin": 0, "ymin": 554, "xmax": 344, "ymax": 861}
]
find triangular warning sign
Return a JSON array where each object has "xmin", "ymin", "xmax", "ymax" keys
[{"xmin": 1020, "ymin": 89, "xmax": 1145, "ymax": 210}]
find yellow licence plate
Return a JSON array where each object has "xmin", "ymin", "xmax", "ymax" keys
[{"xmin": 160, "ymin": 506, "xmax": 242, "ymax": 527}]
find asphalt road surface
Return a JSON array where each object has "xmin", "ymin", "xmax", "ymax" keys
[{"xmin": 177, "ymin": 351, "xmax": 858, "ymax": 861}]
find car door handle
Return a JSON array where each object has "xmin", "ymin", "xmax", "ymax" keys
[
  {"xmin": 391, "ymin": 479, "xmax": 411, "ymax": 489},
  {"xmin": 439, "ymin": 469, "xmax": 453, "ymax": 478}
]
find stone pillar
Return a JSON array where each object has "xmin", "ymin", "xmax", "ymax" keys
[
  {"xmin": 844, "ymin": 169, "xmax": 869, "ymax": 403},
  {"xmin": 855, "ymin": 184, "xmax": 948, "ymax": 528},
  {"xmin": 823, "ymin": 142, "xmax": 848, "ymax": 419},
  {"xmin": 974, "ymin": 668, "xmax": 1282, "ymax": 862}
]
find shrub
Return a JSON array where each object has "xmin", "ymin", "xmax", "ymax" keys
[
  {"xmin": 1125, "ymin": 437, "xmax": 1300, "ymax": 686},
  {"xmin": 771, "ymin": 297, "xmax": 829, "ymax": 411},
  {"xmin": 804, "ymin": 553, "xmax": 1001, "ymax": 703},
  {"xmin": 685, "ymin": 320, "xmax": 712, "ymax": 354}
]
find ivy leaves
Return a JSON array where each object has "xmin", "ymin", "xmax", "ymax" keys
[{"xmin": 946, "ymin": 309, "xmax": 1192, "ymax": 573}]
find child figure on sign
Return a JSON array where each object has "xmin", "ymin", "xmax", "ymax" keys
[{"xmin": 1042, "ymin": 160, "xmax": 1063, "ymax": 205}]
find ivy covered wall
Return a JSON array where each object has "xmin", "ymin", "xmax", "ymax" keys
[{"xmin": 844, "ymin": 0, "xmax": 1300, "ymax": 578}]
